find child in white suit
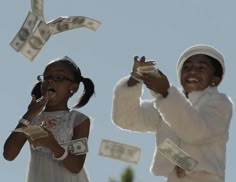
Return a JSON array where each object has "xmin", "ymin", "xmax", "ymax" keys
[{"xmin": 112, "ymin": 45, "xmax": 233, "ymax": 182}]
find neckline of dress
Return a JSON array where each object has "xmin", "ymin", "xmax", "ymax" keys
[{"xmin": 42, "ymin": 110, "xmax": 71, "ymax": 116}]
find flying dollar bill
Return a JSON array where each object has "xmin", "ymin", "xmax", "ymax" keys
[
  {"xmin": 31, "ymin": 0, "xmax": 44, "ymax": 20},
  {"xmin": 158, "ymin": 138, "xmax": 198, "ymax": 172},
  {"xmin": 10, "ymin": 11, "xmax": 38, "ymax": 52},
  {"xmin": 13, "ymin": 125, "xmax": 48, "ymax": 141},
  {"xmin": 19, "ymin": 20, "xmax": 51, "ymax": 60},
  {"xmin": 99, "ymin": 139, "xmax": 141, "ymax": 164},
  {"xmin": 60, "ymin": 138, "xmax": 88, "ymax": 155},
  {"xmin": 47, "ymin": 16, "xmax": 101, "ymax": 35}
]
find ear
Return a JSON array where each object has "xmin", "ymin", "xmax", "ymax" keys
[
  {"xmin": 70, "ymin": 83, "xmax": 79, "ymax": 93},
  {"xmin": 210, "ymin": 76, "xmax": 221, "ymax": 87}
]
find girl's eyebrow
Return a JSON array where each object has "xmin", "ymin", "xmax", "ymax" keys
[
  {"xmin": 184, "ymin": 59, "xmax": 211, "ymax": 66},
  {"xmin": 198, "ymin": 60, "xmax": 212, "ymax": 66}
]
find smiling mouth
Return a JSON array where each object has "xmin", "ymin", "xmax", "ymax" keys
[{"xmin": 186, "ymin": 77, "xmax": 199, "ymax": 83}]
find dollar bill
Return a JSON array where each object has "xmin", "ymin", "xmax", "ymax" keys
[
  {"xmin": 99, "ymin": 139, "xmax": 141, "ymax": 164},
  {"xmin": 31, "ymin": 0, "xmax": 44, "ymax": 20},
  {"xmin": 158, "ymin": 138, "xmax": 198, "ymax": 172},
  {"xmin": 60, "ymin": 138, "xmax": 88, "ymax": 155},
  {"xmin": 19, "ymin": 20, "xmax": 51, "ymax": 60},
  {"xmin": 10, "ymin": 11, "xmax": 38, "ymax": 52},
  {"xmin": 47, "ymin": 16, "xmax": 101, "ymax": 35},
  {"xmin": 13, "ymin": 125, "xmax": 48, "ymax": 141}
]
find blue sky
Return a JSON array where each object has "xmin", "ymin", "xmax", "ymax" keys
[{"xmin": 1, "ymin": 1, "xmax": 235, "ymax": 181}]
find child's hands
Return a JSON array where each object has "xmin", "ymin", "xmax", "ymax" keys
[
  {"xmin": 142, "ymin": 70, "xmax": 170, "ymax": 97},
  {"xmin": 28, "ymin": 128, "xmax": 58, "ymax": 150},
  {"xmin": 128, "ymin": 56, "xmax": 155, "ymax": 86},
  {"xmin": 132, "ymin": 56, "xmax": 155, "ymax": 74},
  {"xmin": 175, "ymin": 165, "xmax": 186, "ymax": 178},
  {"xmin": 23, "ymin": 94, "xmax": 49, "ymax": 121}
]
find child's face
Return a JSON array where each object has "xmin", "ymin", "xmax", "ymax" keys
[
  {"xmin": 181, "ymin": 54, "xmax": 219, "ymax": 93},
  {"xmin": 41, "ymin": 62, "xmax": 78, "ymax": 110}
]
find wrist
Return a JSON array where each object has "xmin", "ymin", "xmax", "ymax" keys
[
  {"xmin": 53, "ymin": 147, "xmax": 68, "ymax": 161},
  {"xmin": 22, "ymin": 112, "xmax": 35, "ymax": 122},
  {"xmin": 128, "ymin": 72, "xmax": 142, "ymax": 87},
  {"xmin": 162, "ymin": 92, "xmax": 168, "ymax": 98},
  {"xmin": 130, "ymin": 72, "xmax": 142, "ymax": 82},
  {"xmin": 18, "ymin": 118, "xmax": 31, "ymax": 126}
]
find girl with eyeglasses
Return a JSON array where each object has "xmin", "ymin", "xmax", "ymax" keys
[{"xmin": 3, "ymin": 56, "xmax": 95, "ymax": 182}]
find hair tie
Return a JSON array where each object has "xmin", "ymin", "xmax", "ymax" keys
[{"xmin": 80, "ymin": 76, "xmax": 84, "ymax": 82}]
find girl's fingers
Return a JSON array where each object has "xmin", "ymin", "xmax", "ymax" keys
[
  {"xmin": 140, "ymin": 56, "xmax": 146, "ymax": 63},
  {"xmin": 134, "ymin": 56, "xmax": 139, "ymax": 61},
  {"xmin": 175, "ymin": 166, "xmax": 186, "ymax": 178}
]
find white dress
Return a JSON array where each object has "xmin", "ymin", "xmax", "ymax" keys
[{"xmin": 26, "ymin": 110, "xmax": 89, "ymax": 182}]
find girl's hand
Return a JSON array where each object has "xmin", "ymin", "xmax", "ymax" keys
[
  {"xmin": 128, "ymin": 56, "xmax": 155, "ymax": 86},
  {"xmin": 23, "ymin": 94, "xmax": 49, "ymax": 121},
  {"xmin": 132, "ymin": 56, "xmax": 155, "ymax": 74},
  {"xmin": 142, "ymin": 70, "xmax": 170, "ymax": 97},
  {"xmin": 28, "ymin": 128, "xmax": 58, "ymax": 150},
  {"xmin": 175, "ymin": 165, "xmax": 186, "ymax": 178}
]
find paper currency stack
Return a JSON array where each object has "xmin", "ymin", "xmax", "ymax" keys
[
  {"xmin": 10, "ymin": 0, "xmax": 101, "ymax": 61},
  {"xmin": 13, "ymin": 125, "xmax": 48, "ymax": 141}
]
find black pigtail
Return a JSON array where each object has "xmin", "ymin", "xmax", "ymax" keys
[
  {"xmin": 31, "ymin": 81, "xmax": 42, "ymax": 99},
  {"xmin": 73, "ymin": 77, "xmax": 95, "ymax": 108}
]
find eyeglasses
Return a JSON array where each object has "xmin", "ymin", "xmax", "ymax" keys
[{"xmin": 37, "ymin": 74, "xmax": 74, "ymax": 82}]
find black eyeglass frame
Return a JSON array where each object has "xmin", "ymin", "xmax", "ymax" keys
[{"xmin": 37, "ymin": 74, "xmax": 75, "ymax": 82}]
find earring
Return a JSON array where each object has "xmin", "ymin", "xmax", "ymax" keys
[
  {"xmin": 211, "ymin": 82, "xmax": 215, "ymax": 86},
  {"xmin": 70, "ymin": 90, "xmax": 74, "ymax": 94}
]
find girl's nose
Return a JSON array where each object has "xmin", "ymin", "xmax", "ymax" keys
[
  {"xmin": 46, "ymin": 78, "xmax": 55, "ymax": 83},
  {"xmin": 189, "ymin": 67, "xmax": 198, "ymax": 74}
]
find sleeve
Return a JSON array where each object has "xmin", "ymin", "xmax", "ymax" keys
[
  {"xmin": 156, "ymin": 86, "xmax": 233, "ymax": 143},
  {"xmin": 112, "ymin": 76, "xmax": 163, "ymax": 133},
  {"xmin": 72, "ymin": 111, "xmax": 89, "ymax": 128}
]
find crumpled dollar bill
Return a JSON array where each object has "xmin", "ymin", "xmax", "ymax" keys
[{"xmin": 158, "ymin": 138, "xmax": 198, "ymax": 172}]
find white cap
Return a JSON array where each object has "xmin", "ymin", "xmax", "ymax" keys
[{"xmin": 176, "ymin": 44, "xmax": 225, "ymax": 84}]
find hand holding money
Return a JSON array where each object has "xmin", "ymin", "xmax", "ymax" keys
[
  {"xmin": 137, "ymin": 64, "xmax": 160, "ymax": 78},
  {"xmin": 13, "ymin": 125, "xmax": 48, "ymax": 141},
  {"xmin": 129, "ymin": 56, "xmax": 156, "ymax": 85}
]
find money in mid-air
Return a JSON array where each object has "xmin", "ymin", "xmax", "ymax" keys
[
  {"xmin": 47, "ymin": 16, "xmax": 101, "ymax": 35},
  {"xmin": 13, "ymin": 125, "xmax": 48, "ymax": 141},
  {"xmin": 60, "ymin": 138, "xmax": 88, "ymax": 156},
  {"xmin": 19, "ymin": 20, "xmax": 51, "ymax": 61},
  {"xmin": 99, "ymin": 139, "xmax": 141, "ymax": 164},
  {"xmin": 158, "ymin": 138, "xmax": 198, "ymax": 172},
  {"xmin": 10, "ymin": 11, "xmax": 38, "ymax": 52},
  {"xmin": 31, "ymin": 0, "xmax": 44, "ymax": 20}
]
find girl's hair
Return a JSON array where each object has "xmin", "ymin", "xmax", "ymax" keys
[
  {"xmin": 206, "ymin": 55, "xmax": 223, "ymax": 79},
  {"xmin": 31, "ymin": 56, "xmax": 95, "ymax": 108}
]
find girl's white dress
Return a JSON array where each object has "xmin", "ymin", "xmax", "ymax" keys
[{"xmin": 26, "ymin": 110, "xmax": 89, "ymax": 182}]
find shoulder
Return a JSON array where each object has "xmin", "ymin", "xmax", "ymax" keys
[
  {"xmin": 72, "ymin": 113, "xmax": 90, "ymax": 139},
  {"xmin": 70, "ymin": 110, "xmax": 90, "ymax": 127},
  {"xmin": 200, "ymin": 89, "xmax": 233, "ymax": 116},
  {"xmin": 207, "ymin": 90, "xmax": 233, "ymax": 106},
  {"xmin": 70, "ymin": 110, "xmax": 89, "ymax": 119}
]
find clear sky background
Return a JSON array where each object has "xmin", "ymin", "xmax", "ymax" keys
[{"xmin": 1, "ymin": 1, "xmax": 235, "ymax": 182}]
